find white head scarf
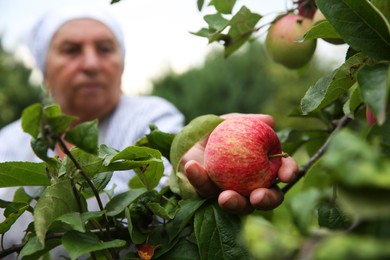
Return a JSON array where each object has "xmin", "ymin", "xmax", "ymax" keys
[{"xmin": 28, "ymin": 4, "xmax": 126, "ymax": 73}]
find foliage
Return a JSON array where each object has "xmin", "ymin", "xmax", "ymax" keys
[
  {"xmin": 151, "ymin": 42, "xmax": 329, "ymax": 129},
  {"xmin": 1, "ymin": 0, "xmax": 390, "ymax": 259},
  {"xmin": 0, "ymin": 39, "xmax": 44, "ymax": 128}
]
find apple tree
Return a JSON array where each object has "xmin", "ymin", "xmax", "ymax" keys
[{"xmin": 0, "ymin": 0, "xmax": 389, "ymax": 259}]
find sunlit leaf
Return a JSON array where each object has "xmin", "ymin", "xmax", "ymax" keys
[
  {"xmin": 225, "ymin": 6, "xmax": 261, "ymax": 57},
  {"xmin": 301, "ymin": 52, "xmax": 368, "ymax": 114}
]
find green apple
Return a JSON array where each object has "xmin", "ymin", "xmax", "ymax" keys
[{"xmin": 265, "ymin": 13, "xmax": 317, "ymax": 69}]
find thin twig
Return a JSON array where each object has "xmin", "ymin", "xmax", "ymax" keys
[{"xmin": 282, "ymin": 114, "xmax": 351, "ymax": 194}]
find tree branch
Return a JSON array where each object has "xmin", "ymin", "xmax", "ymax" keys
[{"xmin": 282, "ymin": 114, "xmax": 351, "ymax": 194}]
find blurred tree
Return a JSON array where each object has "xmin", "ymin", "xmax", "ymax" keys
[
  {"xmin": 151, "ymin": 42, "xmax": 332, "ymax": 130},
  {"xmin": 0, "ymin": 38, "xmax": 43, "ymax": 128}
]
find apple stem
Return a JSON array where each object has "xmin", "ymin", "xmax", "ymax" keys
[{"xmin": 268, "ymin": 152, "xmax": 289, "ymax": 158}]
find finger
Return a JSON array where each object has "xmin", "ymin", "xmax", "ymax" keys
[
  {"xmin": 218, "ymin": 190, "xmax": 254, "ymax": 215},
  {"xmin": 278, "ymin": 156, "xmax": 299, "ymax": 183},
  {"xmin": 221, "ymin": 113, "xmax": 275, "ymax": 128},
  {"xmin": 184, "ymin": 160, "xmax": 220, "ymax": 198},
  {"xmin": 249, "ymin": 186, "xmax": 284, "ymax": 211}
]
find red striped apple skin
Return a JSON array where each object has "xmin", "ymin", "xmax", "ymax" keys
[{"xmin": 204, "ymin": 116, "xmax": 282, "ymax": 196}]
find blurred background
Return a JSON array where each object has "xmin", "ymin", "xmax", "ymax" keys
[{"xmin": 0, "ymin": 0, "xmax": 348, "ymax": 128}]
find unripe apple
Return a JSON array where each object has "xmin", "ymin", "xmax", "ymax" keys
[
  {"xmin": 265, "ymin": 13, "xmax": 317, "ymax": 69},
  {"xmin": 204, "ymin": 116, "xmax": 283, "ymax": 196}
]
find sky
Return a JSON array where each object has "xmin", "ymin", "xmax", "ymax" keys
[{"xmin": 0, "ymin": 0, "xmax": 347, "ymax": 94}]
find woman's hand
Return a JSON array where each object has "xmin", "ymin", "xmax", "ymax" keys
[{"xmin": 180, "ymin": 113, "xmax": 299, "ymax": 215}]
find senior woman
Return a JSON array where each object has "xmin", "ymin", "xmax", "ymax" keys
[{"xmin": 0, "ymin": 3, "xmax": 298, "ymax": 257}]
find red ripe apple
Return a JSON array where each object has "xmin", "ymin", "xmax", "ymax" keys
[
  {"xmin": 204, "ymin": 116, "xmax": 283, "ymax": 196},
  {"xmin": 265, "ymin": 13, "xmax": 317, "ymax": 69}
]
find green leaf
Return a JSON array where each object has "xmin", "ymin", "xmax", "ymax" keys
[
  {"xmin": 135, "ymin": 124, "xmax": 176, "ymax": 160},
  {"xmin": 368, "ymin": 112, "xmax": 390, "ymax": 156},
  {"xmin": 114, "ymin": 146, "xmax": 164, "ymax": 190},
  {"xmin": 0, "ymin": 162, "xmax": 50, "ymax": 187},
  {"xmin": 55, "ymin": 212, "xmax": 85, "ymax": 233},
  {"xmin": 197, "ymin": 0, "xmax": 205, "ymax": 11},
  {"xmin": 288, "ymin": 188, "xmax": 322, "ymax": 235},
  {"xmin": 242, "ymin": 215, "xmax": 301, "ymax": 259},
  {"xmin": 164, "ymin": 199, "xmax": 206, "ymax": 243},
  {"xmin": 0, "ymin": 202, "xmax": 29, "ymax": 234},
  {"xmin": 343, "ymin": 82, "xmax": 363, "ymax": 117},
  {"xmin": 20, "ymin": 235, "xmax": 61, "ymax": 258},
  {"xmin": 337, "ymin": 185, "xmax": 390, "ymax": 219},
  {"xmin": 314, "ymin": 234, "xmax": 390, "ymax": 259},
  {"xmin": 170, "ymin": 114, "xmax": 223, "ymax": 173},
  {"xmin": 125, "ymin": 206, "xmax": 147, "ymax": 244},
  {"xmin": 34, "ymin": 181, "xmax": 81, "ymax": 245},
  {"xmin": 322, "ymin": 129, "xmax": 390, "ymax": 188},
  {"xmin": 316, "ymin": 0, "xmax": 390, "ymax": 60},
  {"xmin": 62, "ymin": 231, "xmax": 126, "ymax": 260},
  {"xmin": 194, "ymin": 202, "xmax": 251, "ymax": 260},
  {"xmin": 21, "ymin": 103, "xmax": 43, "ymax": 138},
  {"xmin": 317, "ymin": 202, "xmax": 352, "ymax": 230},
  {"xmin": 225, "ymin": 6, "xmax": 261, "ymax": 57},
  {"xmin": 301, "ymin": 52, "xmax": 368, "ymax": 114},
  {"xmin": 157, "ymin": 237, "xmax": 200, "ymax": 260},
  {"xmin": 192, "ymin": 13, "xmax": 230, "ymax": 43},
  {"xmin": 44, "ymin": 105, "xmax": 77, "ymax": 135},
  {"xmin": 357, "ymin": 63, "xmax": 389, "ymax": 125},
  {"xmin": 304, "ymin": 20, "xmax": 342, "ymax": 41},
  {"xmin": 65, "ymin": 120, "xmax": 98, "ymax": 154},
  {"xmin": 211, "ymin": 0, "xmax": 236, "ymax": 14},
  {"xmin": 104, "ymin": 188, "xmax": 146, "ymax": 216}
]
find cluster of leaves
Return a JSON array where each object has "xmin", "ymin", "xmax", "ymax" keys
[
  {"xmin": 192, "ymin": 0, "xmax": 390, "ymax": 259},
  {"xmin": 0, "ymin": 104, "xmax": 249, "ymax": 259},
  {"xmin": 1, "ymin": 0, "xmax": 390, "ymax": 259},
  {"xmin": 0, "ymin": 39, "xmax": 44, "ymax": 128}
]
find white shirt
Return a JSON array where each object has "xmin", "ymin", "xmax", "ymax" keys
[{"xmin": 0, "ymin": 94, "xmax": 184, "ymax": 256}]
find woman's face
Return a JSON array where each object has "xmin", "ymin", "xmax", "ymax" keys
[{"xmin": 44, "ymin": 18, "xmax": 124, "ymax": 122}]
